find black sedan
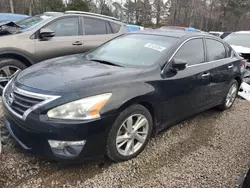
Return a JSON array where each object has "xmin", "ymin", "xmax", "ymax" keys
[{"xmin": 2, "ymin": 30, "xmax": 244, "ymax": 162}]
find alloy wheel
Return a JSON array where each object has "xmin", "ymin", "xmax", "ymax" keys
[
  {"xmin": 0, "ymin": 66, "xmax": 20, "ymax": 90},
  {"xmin": 225, "ymin": 84, "xmax": 237, "ymax": 107},
  {"xmin": 116, "ymin": 114, "xmax": 149, "ymax": 156}
]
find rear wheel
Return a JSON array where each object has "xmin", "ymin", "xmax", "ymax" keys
[
  {"xmin": 0, "ymin": 58, "xmax": 27, "ymax": 93},
  {"xmin": 217, "ymin": 79, "xmax": 238, "ymax": 110},
  {"xmin": 106, "ymin": 104, "xmax": 153, "ymax": 162}
]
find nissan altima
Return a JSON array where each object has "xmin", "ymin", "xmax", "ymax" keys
[{"xmin": 2, "ymin": 30, "xmax": 244, "ymax": 162}]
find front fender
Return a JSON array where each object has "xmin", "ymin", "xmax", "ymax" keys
[
  {"xmin": 102, "ymin": 82, "xmax": 162, "ymax": 127},
  {"xmin": 0, "ymin": 48, "xmax": 36, "ymax": 64}
]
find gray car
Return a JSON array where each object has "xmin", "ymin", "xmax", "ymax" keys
[{"xmin": 0, "ymin": 11, "xmax": 126, "ymax": 92}]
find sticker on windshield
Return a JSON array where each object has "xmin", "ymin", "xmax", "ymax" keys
[{"xmin": 144, "ymin": 43, "xmax": 166, "ymax": 52}]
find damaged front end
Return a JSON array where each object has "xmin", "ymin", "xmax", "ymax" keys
[
  {"xmin": 237, "ymin": 53, "xmax": 250, "ymax": 100},
  {"xmin": 240, "ymin": 53, "xmax": 250, "ymax": 85},
  {"xmin": 0, "ymin": 20, "xmax": 22, "ymax": 36}
]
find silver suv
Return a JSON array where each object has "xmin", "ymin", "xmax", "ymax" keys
[{"xmin": 0, "ymin": 11, "xmax": 126, "ymax": 92}]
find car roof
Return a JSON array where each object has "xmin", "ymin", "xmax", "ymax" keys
[
  {"xmin": 134, "ymin": 29, "xmax": 208, "ymax": 39},
  {"xmin": 42, "ymin": 11, "xmax": 124, "ymax": 25}
]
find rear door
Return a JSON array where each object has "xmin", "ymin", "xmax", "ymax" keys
[
  {"xmin": 205, "ymin": 38, "xmax": 235, "ymax": 103},
  {"xmin": 81, "ymin": 17, "xmax": 122, "ymax": 52},
  {"xmin": 161, "ymin": 37, "xmax": 213, "ymax": 125},
  {"xmin": 34, "ymin": 16, "xmax": 84, "ymax": 62}
]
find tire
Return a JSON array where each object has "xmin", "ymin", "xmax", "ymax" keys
[
  {"xmin": 217, "ymin": 79, "xmax": 239, "ymax": 111},
  {"xmin": 106, "ymin": 104, "xmax": 153, "ymax": 162},
  {"xmin": 0, "ymin": 58, "xmax": 27, "ymax": 94}
]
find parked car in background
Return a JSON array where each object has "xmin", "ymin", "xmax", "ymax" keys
[
  {"xmin": 224, "ymin": 31, "xmax": 250, "ymax": 85},
  {"xmin": 126, "ymin": 24, "xmax": 144, "ymax": 32},
  {"xmin": 160, "ymin": 26, "xmax": 200, "ymax": 32},
  {"xmin": 0, "ymin": 13, "xmax": 29, "ymax": 22},
  {"xmin": 0, "ymin": 11, "xmax": 126, "ymax": 93},
  {"xmin": 209, "ymin": 31, "xmax": 223, "ymax": 37},
  {"xmin": 224, "ymin": 31, "xmax": 250, "ymax": 57},
  {"xmin": 2, "ymin": 30, "xmax": 244, "ymax": 162}
]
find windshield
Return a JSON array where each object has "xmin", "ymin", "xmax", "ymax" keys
[
  {"xmin": 16, "ymin": 14, "xmax": 52, "ymax": 32},
  {"xmin": 225, "ymin": 33, "xmax": 250, "ymax": 48},
  {"xmin": 87, "ymin": 34, "xmax": 178, "ymax": 67}
]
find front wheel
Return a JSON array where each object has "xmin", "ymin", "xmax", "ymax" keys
[
  {"xmin": 217, "ymin": 79, "xmax": 239, "ymax": 110},
  {"xmin": 106, "ymin": 104, "xmax": 153, "ymax": 162},
  {"xmin": 0, "ymin": 58, "xmax": 27, "ymax": 94}
]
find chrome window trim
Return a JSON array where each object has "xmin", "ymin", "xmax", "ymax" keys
[
  {"xmin": 162, "ymin": 36, "xmax": 234, "ymax": 73},
  {"xmin": 3, "ymin": 83, "xmax": 60, "ymax": 120}
]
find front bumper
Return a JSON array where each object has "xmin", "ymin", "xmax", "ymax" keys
[{"xmin": 3, "ymin": 102, "xmax": 117, "ymax": 162}]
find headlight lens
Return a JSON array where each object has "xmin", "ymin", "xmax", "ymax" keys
[{"xmin": 47, "ymin": 93, "xmax": 112, "ymax": 120}]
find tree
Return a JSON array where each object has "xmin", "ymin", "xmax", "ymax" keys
[
  {"xmin": 9, "ymin": 0, "xmax": 14, "ymax": 13},
  {"xmin": 66, "ymin": 0, "xmax": 89, "ymax": 11},
  {"xmin": 101, "ymin": 3, "xmax": 113, "ymax": 16},
  {"xmin": 124, "ymin": 0, "xmax": 135, "ymax": 23}
]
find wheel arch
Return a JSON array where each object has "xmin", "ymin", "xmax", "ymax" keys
[
  {"xmin": 0, "ymin": 51, "xmax": 35, "ymax": 67},
  {"xmin": 117, "ymin": 96, "xmax": 161, "ymax": 135},
  {"xmin": 234, "ymin": 76, "xmax": 242, "ymax": 88}
]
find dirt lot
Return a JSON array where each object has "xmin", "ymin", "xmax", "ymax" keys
[{"xmin": 0, "ymin": 99, "xmax": 250, "ymax": 188}]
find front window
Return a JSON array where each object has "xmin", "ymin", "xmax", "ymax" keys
[
  {"xmin": 43, "ymin": 17, "xmax": 79, "ymax": 37},
  {"xmin": 224, "ymin": 33, "xmax": 250, "ymax": 48},
  {"xmin": 87, "ymin": 34, "xmax": 178, "ymax": 67},
  {"xmin": 174, "ymin": 39, "xmax": 205, "ymax": 66}
]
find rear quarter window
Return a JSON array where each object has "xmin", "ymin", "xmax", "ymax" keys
[{"xmin": 109, "ymin": 22, "xmax": 121, "ymax": 33}]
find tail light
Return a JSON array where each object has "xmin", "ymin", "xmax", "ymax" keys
[{"xmin": 242, "ymin": 59, "xmax": 247, "ymax": 69}]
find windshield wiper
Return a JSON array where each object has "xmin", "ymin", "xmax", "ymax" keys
[{"xmin": 90, "ymin": 58, "xmax": 124, "ymax": 67}]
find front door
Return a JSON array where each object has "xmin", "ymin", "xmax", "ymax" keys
[
  {"xmin": 34, "ymin": 16, "xmax": 84, "ymax": 62},
  {"xmin": 161, "ymin": 38, "xmax": 212, "ymax": 126}
]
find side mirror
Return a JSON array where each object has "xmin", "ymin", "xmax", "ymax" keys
[
  {"xmin": 39, "ymin": 28, "xmax": 55, "ymax": 39},
  {"xmin": 171, "ymin": 58, "xmax": 187, "ymax": 71}
]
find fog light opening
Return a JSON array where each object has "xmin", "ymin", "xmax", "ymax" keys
[
  {"xmin": 64, "ymin": 146, "xmax": 77, "ymax": 155},
  {"xmin": 48, "ymin": 140, "xmax": 86, "ymax": 158}
]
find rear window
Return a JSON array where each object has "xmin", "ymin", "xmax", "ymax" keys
[{"xmin": 88, "ymin": 34, "xmax": 178, "ymax": 67}]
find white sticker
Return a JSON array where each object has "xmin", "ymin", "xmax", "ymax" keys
[{"xmin": 144, "ymin": 43, "xmax": 166, "ymax": 52}]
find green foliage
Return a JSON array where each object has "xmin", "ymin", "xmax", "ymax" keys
[
  {"xmin": 66, "ymin": 0, "xmax": 89, "ymax": 12},
  {"xmin": 43, "ymin": 0, "xmax": 66, "ymax": 12}
]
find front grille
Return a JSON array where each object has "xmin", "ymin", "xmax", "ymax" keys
[
  {"xmin": 3, "ymin": 82, "xmax": 60, "ymax": 120},
  {"xmin": 11, "ymin": 91, "xmax": 44, "ymax": 116}
]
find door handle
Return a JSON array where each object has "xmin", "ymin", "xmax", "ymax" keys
[
  {"xmin": 228, "ymin": 65, "xmax": 234, "ymax": 69},
  {"xmin": 201, "ymin": 73, "xmax": 210, "ymax": 78},
  {"xmin": 72, "ymin": 41, "xmax": 83, "ymax": 46}
]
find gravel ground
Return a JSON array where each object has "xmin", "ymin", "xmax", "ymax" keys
[{"xmin": 0, "ymin": 99, "xmax": 250, "ymax": 188}]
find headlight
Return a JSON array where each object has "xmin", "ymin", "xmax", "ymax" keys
[{"xmin": 47, "ymin": 93, "xmax": 112, "ymax": 120}]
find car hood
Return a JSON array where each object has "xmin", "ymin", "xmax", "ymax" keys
[
  {"xmin": 16, "ymin": 55, "xmax": 141, "ymax": 93},
  {"xmin": 231, "ymin": 45, "xmax": 250, "ymax": 54}
]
